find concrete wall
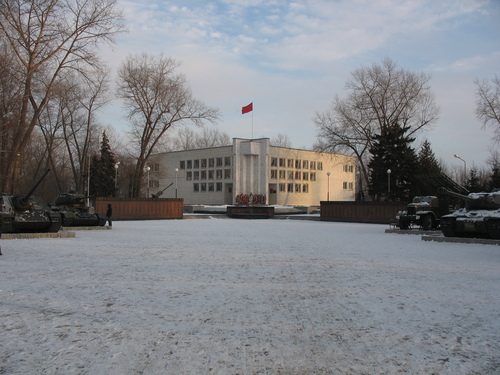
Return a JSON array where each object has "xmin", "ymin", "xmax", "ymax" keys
[
  {"xmin": 320, "ymin": 201, "xmax": 407, "ymax": 224},
  {"xmin": 96, "ymin": 198, "xmax": 184, "ymax": 220}
]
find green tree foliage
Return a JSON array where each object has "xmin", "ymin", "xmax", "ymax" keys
[
  {"xmin": 90, "ymin": 132, "xmax": 117, "ymax": 197},
  {"xmin": 368, "ymin": 123, "xmax": 418, "ymax": 201},
  {"xmin": 417, "ymin": 140, "xmax": 441, "ymax": 174}
]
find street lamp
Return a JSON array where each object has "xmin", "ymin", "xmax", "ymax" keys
[
  {"xmin": 454, "ymin": 154, "xmax": 467, "ymax": 182},
  {"xmin": 145, "ymin": 166, "xmax": 151, "ymax": 198},
  {"xmin": 175, "ymin": 168, "xmax": 179, "ymax": 198},
  {"xmin": 114, "ymin": 162, "xmax": 120, "ymax": 189},
  {"xmin": 327, "ymin": 172, "xmax": 331, "ymax": 201},
  {"xmin": 387, "ymin": 169, "xmax": 392, "ymax": 194}
]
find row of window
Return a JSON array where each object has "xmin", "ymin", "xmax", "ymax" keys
[
  {"xmin": 193, "ymin": 182, "xmax": 224, "ymax": 192},
  {"xmin": 186, "ymin": 169, "xmax": 231, "ymax": 180},
  {"xmin": 270, "ymin": 158, "xmax": 323, "ymax": 170},
  {"xmin": 180, "ymin": 157, "xmax": 231, "ymax": 170},
  {"xmin": 271, "ymin": 170, "xmax": 317, "ymax": 181}
]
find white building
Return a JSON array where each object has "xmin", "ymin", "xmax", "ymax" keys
[{"xmin": 149, "ymin": 138, "xmax": 356, "ymax": 206}]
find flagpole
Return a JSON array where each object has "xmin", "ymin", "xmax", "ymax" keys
[{"xmin": 251, "ymin": 109, "xmax": 254, "ymax": 139}]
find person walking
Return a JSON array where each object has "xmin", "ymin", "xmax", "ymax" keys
[{"xmin": 106, "ymin": 204, "xmax": 112, "ymax": 227}]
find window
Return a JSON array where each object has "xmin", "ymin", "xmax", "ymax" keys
[
  {"xmin": 303, "ymin": 184, "xmax": 309, "ymax": 193},
  {"xmin": 201, "ymin": 170, "xmax": 207, "ymax": 180},
  {"xmin": 208, "ymin": 183, "xmax": 214, "ymax": 192},
  {"xmin": 201, "ymin": 159, "xmax": 207, "ymax": 168},
  {"xmin": 187, "ymin": 160, "xmax": 192, "ymax": 169},
  {"xmin": 208, "ymin": 170, "xmax": 214, "ymax": 179},
  {"xmin": 216, "ymin": 182, "xmax": 222, "ymax": 192},
  {"xmin": 302, "ymin": 172, "xmax": 309, "ymax": 181},
  {"xmin": 343, "ymin": 165, "xmax": 354, "ymax": 173},
  {"xmin": 149, "ymin": 180, "xmax": 159, "ymax": 188},
  {"xmin": 295, "ymin": 184, "xmax": 301, "ymax": 193},
  {"xmin": 287, "ymin": 183, "xmax": 294, "ymax": 192},
  {"xmin": 271, "ymin": 169, "xmax": 278, "ymax": 179},
  {"xmin": 295, "ymin": 159, "xmax": 301, "ymax": 169},
  {"xmin": 193, "ymin": 171, "xmax": 199, "ymax": 180},
  {"xmin": 287, "ymin": 171, "xmax": 294, "ymax": 180},
  {"xmin": 295, "ymin": 171, "xmax": 301, "ymax": 180},
  {"xmin": 194, "ymin": 159, "xmax": 200, "ymax": 168},
  {"xmin": 193, "ymin": 183, "xmax": 199, "ymax": 192},
  {"xmin": 216, "ymin": 170, "xmax": 222, "ymax": 179},
  {"xmin": 180, "ymin": 160, "xmax": 186, "ymax": 169},
  {"xmin": 224, "ymin": 169, "xmax": 231, "ymax": 179},
  {"xmin": 209, "ymin": 158, "xmax": 215, "ymax": 167},
  {"xmin": 271, "ymin": 157, "xmax": 278, "ymax": 167},
  {"xmin": 343, "ymin": 182, "xmax": 354, "ymax": 190},
  {"xmin": 224, "ymin": 157, "xmax": 231, "ymax": 166},
  {"xmin": 151, "ymin": 163, "xmax": 160, "ymax": 172},
  {"xmin": 279, "ymin": 158, "xmax": 285, "ymax": 167},
  {"xmin": 287, "ymin": 159, "xmax": 294, "ymax": 168},
  {"xmin": 279, "ymin": 170, "xmax": 286, "ymax": 179},
  {"xmin": 310, "ymin": 161, "xmax": 316, "ymax": 170},
  {"xmin": 201, "ymin": 183, "xmax": 207, "ymax": 192},
  {"xmin": 279, "ymin": 183, "xmax": 286, "ymax": 192},
  {"xmin": 310, "ymin": 172, "xmax": 316, "ymax": 181},
  {"xmin": 216, "ymin": 157, "xmax": 223, "ymax": 167},
  {"xmin": 302, "ymin": 160, "xmax": 308, "ymax": 169},
  {"xmin": 186, "ymin": 171, "xmax": 192, "ymax": 181},
  {"xmin": 317, "ymin": 162, "xmax": 323, "ymax": 170}
]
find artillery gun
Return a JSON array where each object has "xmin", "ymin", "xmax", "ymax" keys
[
  {"xmin": 438, "ymin": 187, "xmax": 500, "ymax": 239},
  {"xmin": 151, "ymin": 183, "xmax": 173, "ymax": 198},
  {"xmin": 0, "ymin": 169, "xmax": 62, "ymax": 233},
  {"xmin": 50, "ymin": 192, "xmax": 107, "ymax": 227}
]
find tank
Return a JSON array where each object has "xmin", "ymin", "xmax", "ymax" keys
[
  {"xmin": 438, "ymin": 187, "xmax": 500, "ymax": 239},
  {"xmin": 50, "ymin": 193, "xmax": 107, "ymax": 227},
  {"xmin": 0, "ymin": 169, "xmax": 62, "ymax": 233}
]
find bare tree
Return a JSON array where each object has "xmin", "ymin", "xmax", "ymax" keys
[
  {"xmin": 475, "ymin": 75, "xmax": 500, "ymax": 144},
  {"xmin": 314, "ymin": 58, "xmax": 439, "ymax": 194},
  {"xmin": 117, "ymin": 53, "xmax": 220, "ymax": 197},
  {"xmin": 0, "ymin": 0, "xmax": 124, "ymax": 192},
  {"xmin": 270, "ymin": 133, "xmax": 292, "ymax": 148}
]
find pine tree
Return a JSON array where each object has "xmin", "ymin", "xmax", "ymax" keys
[
  {"xmin": 417, "ymin": 140, "xmax": 441, "ymax": 174},
  {"xmin": 368, "ymin": 123, "xmax": 418, "ymax": 201},
  {"xmin": 89, "ymin": 132, "xmax": 117, "ymax": 197}
]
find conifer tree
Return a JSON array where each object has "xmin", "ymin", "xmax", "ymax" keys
[
  {"xmin": 368, "ymin": 123, "xmax": 418, "ymax": 201},
  {"xmin": 90, "ymin": 132, "xmax": 117, "ymax": 197},
  {"xmin": 417, "ymin": 140, "xmax": 441, "ymax": 174}
]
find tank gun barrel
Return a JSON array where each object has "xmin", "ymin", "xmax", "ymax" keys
[
  {"xmin": 437, "ymin": 187, "xmax": 470, "ymax": 201},
  {"xmin": 23, "ymin": 169, "xmax": 51, "ymax": 202},
  {"xmin": 151, "ymin": 182, "xmax": 174, "ymax": 198}
]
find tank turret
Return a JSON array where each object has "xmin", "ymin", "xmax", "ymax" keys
[
  {"xmin": 438, "ymin": 187, "xmax": 500, "ymax": 239},
  {"xmin": 50, "ymin": 193, "xmax": 107, "ymax": 227},
  {"xmin": 0, "ymin": 169, "xmax": 62, "ymax": 233}
]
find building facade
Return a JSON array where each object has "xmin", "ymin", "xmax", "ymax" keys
[{"xmin": 150, "ymin": 138, "xmax": 356, "ymax": 206}]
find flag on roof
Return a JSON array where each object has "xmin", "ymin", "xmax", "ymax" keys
[{"xmin": 242, "ymin": 103, "xmax": 253, "ymax": 114}]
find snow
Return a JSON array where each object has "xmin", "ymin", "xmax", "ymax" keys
[{"xmin": 1, "ymin": 218, "xmax": 499, "ymax": 374}]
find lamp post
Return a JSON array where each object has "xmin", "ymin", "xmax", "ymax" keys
[
  {"xmin": 145, "ymin": 166, "xmax": 151, "ymax": 198},
  {"xmin": 175, "ymin": 168, "xmax": 179, "ymax": 198},
  {"xmin": 387, "ymin": 169, "xmax": 391, "ymax": 195},
  {"xmin": 327, "ymin": 172, "xmax": 331, "ymax": 201},
  {"xmin": 454, "ymin": 154, "xmax": 467, "ymax": 183},
  {"xmin": 114, "ymin": 162, "xmax": 120, "ymax": 189}
]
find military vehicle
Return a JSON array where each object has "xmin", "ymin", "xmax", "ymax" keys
[
  {"xmin": 0, "ymin": 169, "xmax": 62, "ymax": 233},
  {"xmin": 151, "ymin": 182, "xmax": 173, "ymax": 198},
  {"xmin": 397, "ymin": 195, "xmax": 449, "ymax": 230},
  {"xmin": 438, "ymin": 187, "xmax": 500, "ymax": 239},
  {"xmin": 50, "ymin": 192, "xmax": 107, "ymax": 227}
]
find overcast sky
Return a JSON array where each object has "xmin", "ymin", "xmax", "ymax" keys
[{"xmin": 99, "ymin": 0, "xmax": 500, "ymax": 171}]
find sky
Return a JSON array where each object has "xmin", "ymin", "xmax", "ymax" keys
[{"xmin": 98, "ymin": 0, "xmax": 500, "ymax": 172}]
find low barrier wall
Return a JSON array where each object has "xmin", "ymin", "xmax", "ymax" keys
[
  {"xmin": 320, "ymin": 201, "xmax": 407, "ymax": 224},
  {"xmin": 95, "ymin": 198, "xmax": 184, "ymax": 220}
]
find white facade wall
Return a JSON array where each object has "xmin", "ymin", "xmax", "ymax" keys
[{"xmin": 150, "ymin": 138, "xmax": 356, "ymax": 206}]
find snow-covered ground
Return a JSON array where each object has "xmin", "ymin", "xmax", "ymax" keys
[{"xmin": 1, "ymin": 218, "xmax": 499, "ymax": 374}]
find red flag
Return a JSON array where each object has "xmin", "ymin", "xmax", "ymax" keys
[{"xmin": 242, "ymin": 102, "xmax": 253, "ymax": 114}]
